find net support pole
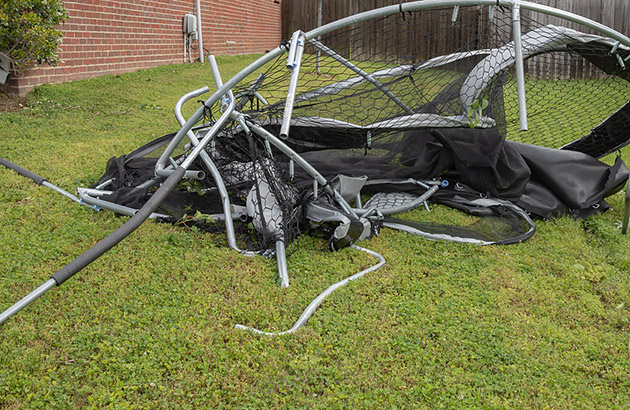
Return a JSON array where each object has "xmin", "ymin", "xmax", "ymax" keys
[
  {"xmin": 512, "ymin": 1, "xmax": 528, "ymax": 131},
  {"xmin": 208, "ymin": 55, "xmax": 231, "ymax": 110},
  {"xmin": 308, "ymin": 38, "xmax": 415, "ymax": 115},
  {"xmin": 280, "ymin": 31, "xmax": 305, "ymax": 138},
  {"xmin": 245, "ymin": 119, "xmax": 358, "ymax": 219},
  {"xmin": 316, "ymin": 0, "xmax": 322, "ymax": 74}
]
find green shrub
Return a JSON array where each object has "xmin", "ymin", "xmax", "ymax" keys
[{"xmin": 0, "ymin": 0, "xmax": 67, "ymax": 73}]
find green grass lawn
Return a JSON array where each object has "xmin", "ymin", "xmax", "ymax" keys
[{"xmin": 1, "ymin": 55, "xmax": 630, "ymax": 409}]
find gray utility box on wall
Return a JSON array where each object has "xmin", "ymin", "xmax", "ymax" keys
[{"xmin": 182, "ymin": 14, "xmax": 197, "ymax": 34}]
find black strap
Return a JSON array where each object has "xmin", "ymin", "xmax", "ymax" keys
[
  {"xmin": 198, "ymin": 100, "xmax": 215, "ymax": 124},
  {"xmin": 399, "ymin": 2, "xmax": 411, "ymax": 21},
  {"xmin": 604, "ymin": 156, "xmax": 625, "ymax": 193}
]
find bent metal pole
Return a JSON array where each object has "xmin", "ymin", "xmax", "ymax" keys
[
  {"xmin": 0, "ymin": 157, "xmax": 101, "ymax": 212},
  {"xmin": 0, "ymin": 166, "xmax": 187, "ymax": 325}
]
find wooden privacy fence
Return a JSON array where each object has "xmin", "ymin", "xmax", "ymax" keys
[
  {"xmin": 282, "ymin": 0, "xmax": 629, "ymax": 38},
  {"xmin": 282, "ymin": 0, "xmax": 629, "ymax": 79}
]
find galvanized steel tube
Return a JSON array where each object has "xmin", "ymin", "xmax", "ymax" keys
[
  {"xmin": 0, "ymin": 279, "xmax": 57, "ymax": 325},
  {"xmin": 512, "ymin": 2, "xmax": 528, "ymax": 131},
  {"xmin": 308, "ymin": 38, "xmax": 414, "ymax": 115},
  {"xmin": 276, "ymin": 241, "xmax": 290, "ymax": 288},
  {"xmin": 280, "ymin": 32, "xmax": 305, "ymax": 138}
]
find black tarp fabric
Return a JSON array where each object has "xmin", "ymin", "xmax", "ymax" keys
[
  {"xmin": 511, "ymin": 141, "xmax": 627, "ymax": 205},
  {"xmin": 509, "ymin": 141, "xmax": 629, "ymax": 218},
  {"xmin": 428, "ymin": 128, "xmax": 531, "ymax": 202},
  {"xmin": 295, "ymin": 127, "xmax": 627, "ymax": 219},
  {"xmin": 92, "ymin": 126, "xmax": 629, "ymax": 230}
]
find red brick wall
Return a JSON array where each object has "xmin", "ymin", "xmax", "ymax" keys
[{"xmin": 5, "ymin": 0, "xmax": 283, "ymax": 95}]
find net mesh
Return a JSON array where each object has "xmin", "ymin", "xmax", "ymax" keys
[
  {"xmin": 92, "ymin": 124, "xmax": 303, "ymax": 253},
  {"xmin": 234, "ymin": 6, "xmax": 629, "ymax": 156},
  {"xmin": 192, "ymin": 127, "xmax": 303, "ymax": 252}
]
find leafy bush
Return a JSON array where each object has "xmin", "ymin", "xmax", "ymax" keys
[{"xmin": 0, "ymin": 0, "xmax": 67, "ymax": 73}]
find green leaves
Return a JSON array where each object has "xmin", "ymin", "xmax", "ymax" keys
[
  {"xmin": 0, "ymin": 0, "xmax": 67, "ymax": 73},
  {"xmin": 467, "ymin": 93, "xmax": 489, "ymax": 128}
]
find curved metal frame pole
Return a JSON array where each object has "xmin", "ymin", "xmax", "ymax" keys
[
  {"xmin": 174, "ymin": 86, "xmax": 210, "ymax": 129},
  {"xmin": 174, "ymin": 86, "xmax": 256, "ymax": 256},
  {"xmin": 234, "ymin": 244, "xmax": 386, "ymax": 336},
  {"xmin": 154, "ymin": 47, "xmax": 287, "ymax": 176},
  {"xmin": 304, "ymin": 1, "xmax": 630, "ymax": 48},
  {"xmin": 156, "ymin": 1, "xmax": 628, "ymax": 177}
]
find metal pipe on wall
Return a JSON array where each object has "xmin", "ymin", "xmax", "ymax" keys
[{"xmin": 196, "ymin": 0, "xmax": 204, "ymax": 62}]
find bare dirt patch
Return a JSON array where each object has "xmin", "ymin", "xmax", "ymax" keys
[{"xmin": 0, "ymin": 92, "xmax": 26, "ymax": 113}]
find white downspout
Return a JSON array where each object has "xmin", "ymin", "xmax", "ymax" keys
[{"xmin": 196, "ymin": 0, "xmax": 204, "ymax": 62}]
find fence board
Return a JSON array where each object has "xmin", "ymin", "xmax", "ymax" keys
[
  {"xmin": 282, "ymin": 0, "xmax": 629, "ymax": 79},
  {"xmin": 283, "ymin": 0, "xmax": 629, "ymax": 39}
]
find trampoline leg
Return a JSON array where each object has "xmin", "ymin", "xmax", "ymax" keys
[
  {"xmin": 276, "ymin": 241, "xmax": 289, "ymax": 288},
  {"xmin": 622, "ymin": 179, "xmax": 630, "ymax": 234}
]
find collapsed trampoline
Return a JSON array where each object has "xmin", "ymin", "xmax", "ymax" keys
[{"xmin": 2, "ymin": 1, "xmax": 630, "ymax": 332}]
